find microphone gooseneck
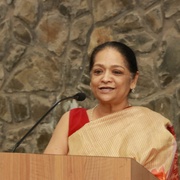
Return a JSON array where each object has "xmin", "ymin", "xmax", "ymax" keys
[{"xmin": 11, "ymin": 92, "xmax": 86, "ymax": 152}]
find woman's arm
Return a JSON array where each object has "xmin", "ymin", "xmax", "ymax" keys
[{"xmin": 43, "ymin": 111, "xmax": 69, "ymax": 155}]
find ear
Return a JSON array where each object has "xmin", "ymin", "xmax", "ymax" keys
[{"xmin": 130, "ymin": 71, "xmax": 139, "ymax": 90}]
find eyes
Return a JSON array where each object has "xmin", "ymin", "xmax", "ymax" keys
[{"xmin": 92, "ymin": 68, "xmax": 124, "ymax": 76}]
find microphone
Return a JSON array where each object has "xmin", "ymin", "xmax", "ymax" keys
[
  {"xmin": 73, "ymin": 92, "xmax": 86, "ymax": 101},
  {"xmin": 11, "ymin": 92, "xmax": 86, "ymax": 152}
]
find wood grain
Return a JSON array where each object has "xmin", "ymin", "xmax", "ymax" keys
[{"xmin": 0, "ymin": 152, "xmax": 158, "ymax": 180}]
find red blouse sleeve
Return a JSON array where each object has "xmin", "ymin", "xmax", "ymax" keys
[{"xmin": 68, "ymin": 108, "xmax": 89, "ymax": 137}]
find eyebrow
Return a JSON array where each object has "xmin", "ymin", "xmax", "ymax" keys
[{"xmin": 93, "ymin": 64, "xmax": 126, "ymax": 70}]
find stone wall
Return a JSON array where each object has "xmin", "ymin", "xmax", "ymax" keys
[{"xmin": 0, "ymin": 0, "xmax": 179, "ymax": 170}]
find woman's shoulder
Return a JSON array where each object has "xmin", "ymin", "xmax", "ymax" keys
[
  {"xmin": 132, "ymin": 105, "xmax": 165, "ymax": 116},
  {"xmin": 131, "ymin": 106, "xmax": 172, "ymax": 125}
]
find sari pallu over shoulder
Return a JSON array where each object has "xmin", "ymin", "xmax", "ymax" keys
[{"xmin": 68, "ymin": 107, "xmax": 179, "ymax": 180}]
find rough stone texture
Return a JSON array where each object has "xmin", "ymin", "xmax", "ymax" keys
[
  {"xmin": 4, "ymin": 43, "xmax": 26, "ymax": 71},
  {"xmin": 163, "ymin": 0, "xmax": 180, "ymax": 18},
  {"xmin": 0, "ymin": 21, "xmax": 10, "ymax": 59},
  {"xmin": 36, "ymin": 10, "xmax": 69, "ymax": 56},
  {"xmin": 14, "ymin": 0, "xmax": 39, "ymax": 26},
  {"xmin": 112, "ymin": 13, "xmax": 143, "ymax": 33},
  {"xmin": 93, "ymin": 0, "xmax": 135, "ymax": 22},
  {"xmin": 134, "ymin": 56, "xmax": 158, "ymax": 98},
  {"xmin": 0, "ymin": 0, "xmax": 179, "ymax": 172},
  {"xmin": 145, "ymin": 6, "xmax": 163, "ymax": 33},
  {"xmin": 13, "ymin": 19, "xmax": 32, "ymax": 44}
]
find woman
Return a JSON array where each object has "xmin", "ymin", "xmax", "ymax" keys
[{"xmin": 44, "ymin": 41, "xmax": 179, "ymax": 180}]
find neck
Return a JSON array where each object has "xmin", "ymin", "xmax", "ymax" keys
[{"xmin": 92, "ymin": 102, "xmax": 131, "ymax": 120}]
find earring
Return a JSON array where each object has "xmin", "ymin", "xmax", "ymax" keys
[{"xmin": 131, "ymin": 89, "xmax": 135, "ymax": 93}]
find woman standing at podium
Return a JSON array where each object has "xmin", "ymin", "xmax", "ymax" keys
[{"xmin": 44, "ymin": 41, "xmax": 179, "ymax": 180}]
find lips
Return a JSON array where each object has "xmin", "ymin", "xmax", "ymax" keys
[{"xmin": 99, "ymin": 87, "xmax": 115, "ymax": 92}]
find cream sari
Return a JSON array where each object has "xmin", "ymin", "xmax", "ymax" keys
[{"xmin": 68, "ymin": 106, "xmax": 178, "ymax": 180}]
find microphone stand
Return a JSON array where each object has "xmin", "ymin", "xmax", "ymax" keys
[{"xmin": 11, "ymin": 95, "xmax": 74, "ymax": 152}]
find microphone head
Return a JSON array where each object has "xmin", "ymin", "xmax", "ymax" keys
[{"xmin": 73, "ymin": 92, "xmax": 86, "ymax": 101}]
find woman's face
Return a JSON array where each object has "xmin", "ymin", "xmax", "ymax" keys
[{"xmin": 90, "ymin": 47, "xmax": 138, "ymax": 105}]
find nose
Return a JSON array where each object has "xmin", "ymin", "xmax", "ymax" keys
[{"xmin": 101, "ymin": 71, "xmax": 112, "ymax": 83}]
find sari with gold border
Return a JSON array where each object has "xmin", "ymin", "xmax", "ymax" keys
[{"xmin": 68, "ymin": 106, "xmax": 178, "ymax": 180}]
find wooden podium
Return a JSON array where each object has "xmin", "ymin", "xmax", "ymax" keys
[{"xmin": 0, "ymin": 152, "xmax": 158, "ymax": 180}]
